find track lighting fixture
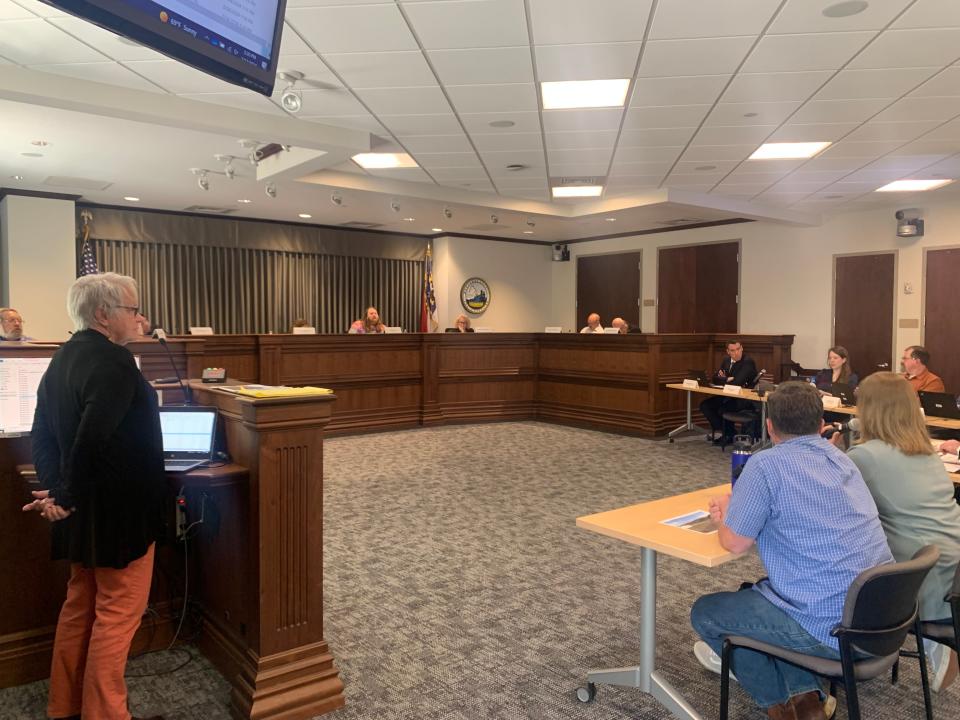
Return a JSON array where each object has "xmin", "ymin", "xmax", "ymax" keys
[
  {"xmin": 214, "ymin": 154, "xmax": 236, "ymax": 180},
  {"xmin": 390, "ymin": 199, "xmax": 401, "ymax": 213},
  {"xmin": 191, "ymin": 168, "xmax": 210, "ymax": 191},
  {"xmin": 443, "ymin": 206, "xmax": 453, "ymax": 219},
  {"xmin": 265, "ymin": 182, "xmax": 277, "ymax": 199},
  {"xmin": 526, "ymin": 218, "xmax": 536, "ymax": 228},
  {"xmin": 490, "ymin": 213, "xmax": 499, "ymax": 224},
  {"xmin": 331, "ymin": 193, "xmax": 343, "ymax": 206},
  {"xmin": 278, "ymin": 71, "xmax": 304, "ymax": 114}
]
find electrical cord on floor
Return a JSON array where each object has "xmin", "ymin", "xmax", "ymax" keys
[{"xmin": 124, "ymin": 647, "xmax": 195, "ymax": 678}]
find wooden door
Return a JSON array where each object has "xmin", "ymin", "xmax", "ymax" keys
[
  {"xmin": 924, "ymin": 247, "xmax": 960, "ymax": 393},
  {"xmin": 834, "ymin": 253, "xmax": 895, "ymax": 378},
  {"xmin": 658, "ymin": 241, "xmax": 739, "ymax": 333},
  {"xmin": 576, "ymin": 252, "xmax": 642, "ymax": 330}
]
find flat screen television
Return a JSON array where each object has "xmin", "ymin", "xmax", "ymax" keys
[{"xmin": 42, "ymin": 0, "xmax": 287, "ymax": 96}]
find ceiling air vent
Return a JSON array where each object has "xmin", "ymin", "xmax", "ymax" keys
[
  {"xmin": 340, "ymin": 221, "xmax": 384, "ymax": 229},
  {"xmin": 43, "ymin": 176, "xmax": 113, "ymax": 191},
  {"xmin": 182, "ymin": 205, "xmax": 237, "ymax": 214},
  {"xmin": 657, "ymin": 217, "xmax": 706, "ymax": 226}
]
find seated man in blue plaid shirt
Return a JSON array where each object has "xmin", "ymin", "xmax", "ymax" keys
[{"xmin": 690, "ymin": 381, "xmax": 893, "ymax": 720}]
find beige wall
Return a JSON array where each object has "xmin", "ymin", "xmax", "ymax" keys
[
  {"xmin": 433, "ymin": 235, "xmax": 554, "ymax": 332},
  {"xmin": 0, "ymin": 195, "xmax": 76, "ymax": 341}
]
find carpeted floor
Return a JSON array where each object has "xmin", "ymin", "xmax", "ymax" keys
[{"xmin": 1, "ymin": 421, "xmax": 955, "ymax": 719}]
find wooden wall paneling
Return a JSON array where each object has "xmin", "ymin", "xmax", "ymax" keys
[
  {"xmin": 576, "ymin": 251, "xmax": 643, "ymax": 329},
  {"xmin": 924, "ymin": 247, "xmax": 960, "ymax": 393},
  {"xmin": 834, "ymin": 253, "xmax": 895, "ymax": 377},
  {"xmin": 422, "ymin": 335, "xmax": 442, "ymax": 425},
  {"xmin": 694, "ymin": 241, "xmax": 739, "ymax": 333},
  {"xmin": 657, "ymin": 246, "xmax": 697, "ymax": 333}
]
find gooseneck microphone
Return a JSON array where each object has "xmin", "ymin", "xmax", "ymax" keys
[
  {"xmin": 821, "ymin": 417, "xmax": 861, "ymax": 440},
  {"xmin": 153, "ymin": 328, "xmax": 193, "ymax": 405}
]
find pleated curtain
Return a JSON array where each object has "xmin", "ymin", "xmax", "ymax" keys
[{"xmin": 89, "ymin": 239, "xmax": 423, "ymax": 334}]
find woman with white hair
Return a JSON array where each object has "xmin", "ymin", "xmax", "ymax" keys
[{"xmin": 24, "ymin": 272, "xmax": 165, "ymax": 720}]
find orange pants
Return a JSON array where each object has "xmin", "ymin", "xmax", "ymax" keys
[{"xmin": 47, "ymin": 544, "xmax": 155, "ymax": 720}]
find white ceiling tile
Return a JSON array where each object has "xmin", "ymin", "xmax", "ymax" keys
[
  {"xmin": 725, "ymin": 169, "xmax": 792, "ymax": 182},
  {"xmin": 864, "ymin": 154, "xmax": 950, "ymax": 172},
  {"xmin": 921, "ymin": 155, "xmax": 960, "ymax": 175},
  {"xmin": 453, "ymin": 179, "xmax": 496, "ymax": 191},
  {"xmin": 639, "ymin": 37, "xmax": 753, "ymax": 77},
  {"xmin": 819, "ymin": 140, "xmax": 906, "ymax": 158},
  {"xmin": 631, "ymin": 75, "xmax": 728, "ymax": 106},
  {"xmin": 550, "ymin": 162, "xmax": 612, "ymax": 176},
  {"xmin": 367, "ymin": 167, "xmax": 434, "ymax": 182},
  {"xmin": 529, "ymin": 0, "xmax": 653, "ymax": 44},
  {"xmin": 0, "ymin": 1, "xmax": 36, "ymax": 19},
  {"xmin": 816, "ymin": 67, "xmax": 939, "ymax": 100},
  {"xmin": 400, "ymin": 134, "xmax": 474, "ymax": 153},
  {"xmin": 705, "ymin": 100, "xmax": 802, "ymax": 126},
  {"xmin": 649, "ymin": 0, "xmax": 780, "ymax": 39},
  {"xmin": 542, "ymin": 108, "xmax": 624, "ymax": 132},
  {"xmin": 429, "ymin": 47, "xmax": 533, "ymax": 85},
  {"xmin": 286, "ymin": 4, "xmax": 417, "ymax": 53},
  {"xmin": 547, "ymin": 148, "xmax": 613, "ymax": 166},
  {"xmin": 843, "ymin": 168, "xmax": 914, "ymax": 182},
  {"xmin": 682, "ymin": 144, "xmax": 757, "ymax": 162},
  {"xmin": 713, "ymin": 183, "xmax": 769, "ymax": 195},
  {"xmin": 291, "ymin": 87, "xmax": 370, "ymax": 115},
  {"xmin": 472, "ymin": 132, "xmax": 544, "ymax": 152},
  {"xmin": 324, "ymin": 51, "xmax": 436, "ymax": 88},
  {"xmin": 791, "ymin": 98, "xmax": 892, "ymax": 124},
  {"xmin": 180, "ymin": 92, "xmax": 289, "ymax": 116},
  {"xmin": 769, "ymin": 0, "xmax": 911, "ymax": 34},
  {"xmin": 693, "ymin": 124, "xmax": 776, "ymax": 145},
  {"xmin": 544, "ymin": 131, "xmax": 617, "ymax": 150},
  {"xmin": 370, "ymin": 136, "xmax": 405, "ymax": 152},
  {"xmin": 873, "ymin": 96, "xmax": 960, "ymax": 123},
  {"xmin": 301, "ymin": 114, "xmax": 386, "ymax": 134},
  {"xmin": 893, "ymin": 0, "xmax": 960, "ymax": 29},
  {"xmin": 743, "ymin": 32, "xmax": 875, "ymax": 73},
  {"xmin": 355, "ymin": 86, "xmax": 451, "ymax": 115},
  {"xmin": 413, "ymin": 152, "xmax": 483, "ymax": 169},
  {"xmin": 844, "ymin": 120, "xmax": 939, "ymax": 143},
  {"xmin": 46, "ymin": 17, "xmax": 165, "ymax": 61},
  {"xmin": 723, "ymin": 71, "xmax": 832, "ymax": 103},
  {"xmin": 482, "ymin": 150, "xmax": 547, "ymax": 174},
  {"xmin": 622, "ymin": 104, "xmax": 710, "ymax": 128},
  {"xmin": 446, "ymin": 83, "xmax": 537, "ymax": 113},
  {"xmin": 848, "ymin": 28, "xmax": 960, "ymax": 69},
  {"xmin": 405, "ymin": 0, "xmax": 529, "ymax": 49},
  {"xmin": 767, "ymin": 122, "xmax": 860, "ymax": 142},
  {"xmin": 609, "ymin": 161, "xmax": 673, "ymax": 177},
  {"xmin": 804, "ymin": 156, "xmax": 872, "ymax": 172},
  {"xmin": 614, "ymin": 146, "xmax": 684, "ymax": 163},
  {"xmin": 503, "ymin": 190, "xmax": 551, "ymax": 200},
  {"xmin": 493, "ymin": 175, "xmax": 547, "ymax": 188},
  {"xmin": 460, "ymin": 111, "xmax": 542, "ymax": 133},
  {"xmin": 605, "ymin": 175, "xmax": 664, "ymax": 187},
  {"xmin": 768, "ymin": 179, "xmax": 833, "ymax": 193},
  {"xmin": 278, "ymin": 22, "xmax": 313, "ymax": 56},
  {"xmin": 535, "ymin": 42, "xmax": 641, "ymax": 82},
  {"xmin": 380, "ymin": 113, "xmax": 464, "ymax": 135},
  {"xmin": 124, "ymin": 60, "xmax": 238, "ymax": 93},
  {"xmin": 275, "ymin": 55, "xmax": 344, "ymax": 87},
  {"xmin": 664, "ymin": 174, "xmax": 724, "ymax": 188},
  {"xmin": 672, "ymin": 160, "xmax": 738, "ymax": 174},
  {"xmin": 924, "ymin": 119, "xmax": 960, "ymax": 141},
  {"xmin": 0, "ymin": 18, "xmax": 110, "ymax": 64},
  {"xmin": 787, "ymin": 169, "xmax": 853, "ymax": 183},
  {"xmin": 31, "ymin": 62, "xmax": 163, "ymax": 92},
  {"xmin": 911, "ymin": 67, "xmax": 960, "ymax": 97},
  {"xmin": 619, "ymin": 127, "xmax": 697, "ymax": 146},
  {"xmin": 739, "ymin": 158, "xmax": 808, "ymax": 173},
  {"xmin": 892, "ymin": 139, "xmax": 960, "ymax": 156},
  {"xmin": 427, "ymin": 167, "xmax": 489, "ymax": 181}
]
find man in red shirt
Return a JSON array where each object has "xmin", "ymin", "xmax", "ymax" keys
[{"xmin": 902, "ymin": 345, "xmax": 945, "ymax": 393}]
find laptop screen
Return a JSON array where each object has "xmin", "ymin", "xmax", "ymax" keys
[{"xmin": 159, "ymin": 407, "xmax": 217, "ymax": 458}]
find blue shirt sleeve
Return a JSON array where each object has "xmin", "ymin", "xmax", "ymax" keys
[{"xmin": 725, "ymin": 457, "xmax": 773, "ymax": 540}]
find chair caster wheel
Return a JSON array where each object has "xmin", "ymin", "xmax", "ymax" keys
[{"xmin": 576, "ymin": 683, "xmax": 596, "ymax": 703}]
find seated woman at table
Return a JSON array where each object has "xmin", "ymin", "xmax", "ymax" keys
[
  {"xmin": 348, "ymin": 306, "xmax": 386, "ymax": 334},
  {"xmin": 842, "ymin": 372, "xmax": 960, "ymax": 692},
  {"xmin": 446, "ymin": 314, "xmax": 474, "ymax": 333},
  {"xmin": 813, "ymin": 345, "xmax": 858, "ymax": 391}
]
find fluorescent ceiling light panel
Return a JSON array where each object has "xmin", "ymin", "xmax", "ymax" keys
[
  {"xmin": 351, "ymin": 153, "xmax": 418, "ymax": 169},
  {"xmin": 875, "ymin": 179, "xmax": 953, "ymax": 192},
  {"xmin": 551, "ymin": 185, "xmax": 604, "ymax": 198},
  {"xmin": 749, "ymin": 142, "xmax": 831, "ymax": 160},
  {"xmin": 541, "ymin": 79, "xmax": 630, "ymax": 110}
]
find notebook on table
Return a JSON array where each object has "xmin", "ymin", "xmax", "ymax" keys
[{"xmin": 159, "ymin": 405, "xmax": 218, "ymax": 473}]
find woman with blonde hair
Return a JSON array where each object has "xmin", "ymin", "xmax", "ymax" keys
[
  {"xmin": 846, "ymin": 372, "xmax": 960, "ymax": 691},
  {"xmin": 447, "ymin": 314, "xmax": 474, "ymax": 333}
]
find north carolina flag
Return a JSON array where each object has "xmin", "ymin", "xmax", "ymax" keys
[{"xmin": 420, "ymin": 241, "xmax": 438, "ymax": 332}]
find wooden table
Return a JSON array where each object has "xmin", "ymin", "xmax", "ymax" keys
[
  {"xmin": 666, "ymin": 383, "xmax": 768, "ymax": 443},
  {"xmin": 575, "ymin": 484, "xmax": 739, "ymax": 720}
]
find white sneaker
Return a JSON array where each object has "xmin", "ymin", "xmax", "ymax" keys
[
  {"xmin": 693, "ymin": 641, "xmax": 737, "ymax": 683},
  {"xmin": 927, "ymin": 639, "xmax": 959, "ymax": 693}
]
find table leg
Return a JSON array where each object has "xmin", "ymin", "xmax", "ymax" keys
[
  {"xmin": 669, "ymin": 389, "xmax": 708, "ymax": 440},
  {"xmin": 760, "ymin": 400, "xmax": 768, "ymax": 443},
  {"xmin": 582, "ymin": 548, "xmax": 705, "ymax": 720}
]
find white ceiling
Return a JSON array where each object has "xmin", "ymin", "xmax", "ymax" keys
[{"xmin": 2, "ymin": 0, "xmax": 960, "ymax": 240}]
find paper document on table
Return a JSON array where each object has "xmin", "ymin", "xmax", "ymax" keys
[
  {"xmin": 660, "ymin": 509, "xmax": 717, "ymax": 533},
  {"xmin": 942, "ymin": 459, "xmax": 960, "ymax": 474},
  {"xmin": 217, "ymin": 384, "xmax": 333, "ymax": 398}
]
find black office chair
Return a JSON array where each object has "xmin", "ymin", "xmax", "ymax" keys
[
  {"xmin": 896, "ymin": 560, "xmax": 960, "ymax": 684},
  {"xmin": 718, "ymin": 545, "xmax": 940, "ymax": 720},
  {"xmin": 719, "ymin": 407, "xmax": 761, "ymax": 450}
]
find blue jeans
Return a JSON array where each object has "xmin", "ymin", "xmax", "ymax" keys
[{"xmin": 690, "ymin": 588, "xmax": 839, "ymax": 709}]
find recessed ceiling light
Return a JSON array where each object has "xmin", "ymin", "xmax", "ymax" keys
[
  {"xmin": 749, "ymin": 142, "xmax": 831, "ymax": 160},
  {"xmin": 351, "ymin": 152, "xmax": 418, "ymax": 169},
  {"xmin": 875, "ymin": 179, "xmax": 953, "ymax": 192},
  {"xmin": 20, "ymin": 152, "xmax": 42, "ymax": 158},
  {"xmin": 489, "ymin": 120, "xmax": 515, "ymax": 128},
  {"xmin": 605, "ymin": 217, "xmax": 617, "ymax": 222},
  {"xmin": 743, "ymin": 112, "xmax": 759, "ymax": 118},
  {"xmin": 541, "ymin": 79, "xmax": 630, "ymax": 110},
  {"xmin": 552, "ymin": 185, "xmax": 604, "ymax": 198},
  {"xmin": 10, "ymin": 174, "xmax": 24, "ymax": 180},
  {"xmin": 432, "ymin": 227, "xmax": 443, "ymax": 232},
  {"xmin": 506, "ymin": 163, "xmax": 528, "ymax": 172},
  {"xmin": 238, "ymin": 199, "xmax": 252, "ymax": 204},
  {"xmin": 30, "ymin": 140, "xmax": 49, "ymax": 147},
  {"xmin": 123, "ymin": 196, "xmax": 140, "ymax": 202},
  {"xmin": 823, "ymin": 1, "xmax": 869, "ymax": 18},
  {"xmin": 695, "ymin": 165, "xmax": 717, "ymax": 171},
  {"xmin": 298, "ymin": 213, "xmax": 312, "ymax": 218},
  {"xmin": 403, "ymin": 217, "xmax": 416, "ymax": 222},
  {"xmin": 523, "ymin": 230, "xmax": 534, "ymax": 234}
]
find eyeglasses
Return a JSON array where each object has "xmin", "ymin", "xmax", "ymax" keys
[{"xmin": 114, "ymin": 305, "xmax": 141, "ymax": 316}]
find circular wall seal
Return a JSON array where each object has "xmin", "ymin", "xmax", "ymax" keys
[{"xmin": 460, "ymin": 277, "xmax": 491, "ymax": 314}]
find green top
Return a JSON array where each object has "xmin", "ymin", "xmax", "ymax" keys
[{"xmin": 848, "ymin": 440, "xmax": 960, "ymax": 621}]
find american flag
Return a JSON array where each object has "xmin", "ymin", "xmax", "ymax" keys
[
  {"xmin": 79, "ymin": 238, "xmax": 99, "ymax": 276},
  {"xmin": 419, "ymin": 241, "xmax": 438, "ymax": 333}
]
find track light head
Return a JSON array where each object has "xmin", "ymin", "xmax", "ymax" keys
[
  {"xmin": 490, "ymin": 213, "xmax": 499, "ymax": 224},
  {"xmin": 278, "ymin": 70, "xmax": 304, "ymax": 113},
  {"xmin": 390, "ymin": 199, "xmax": 401, "ymax": 213},
  {"xmin": 265, "ymin": 182, "xmax": 277, "ymax": 199},
  {"xmin": 442, "ymin": 206, "xmax": 453, "ymax": 219},
  {"xmin": 331, "ymin": 193, "xmax": 343, "ymax": 206}
]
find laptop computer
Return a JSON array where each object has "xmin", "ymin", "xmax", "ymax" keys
[
  {"xmin": 829, "ymin": 383, "xmax": 857, "ymax": 407},
  {"xmin": 919, "ymin": 391, "xmax": 960, "ymax": 420},
  {"xmin": 159, "ymin": 405, "xmax": 218, "ymax": 473},
  {"xmin": 686, "ymin": 369, "xmax": 709, "ymax": 385}
]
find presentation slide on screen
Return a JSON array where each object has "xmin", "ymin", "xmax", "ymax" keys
[
  {"xmin": 160, "ymin": 412, "xmax": 216, "ymax": 452},
  {"xmin": 161, "ymin": 0, "xmax": 279, "ymax": 56},
  {"xmin": 0, "ymin": 357, "xmax": 51, "ymax": 436}
]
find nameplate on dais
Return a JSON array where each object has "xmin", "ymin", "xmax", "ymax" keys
[
  {"xmin": 722, "ymin": 384, "xmax": 742, "ymax": 396},
  {"xmin": 682, "ymin": 379, "xmax": 699, "ymax": 389}
]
